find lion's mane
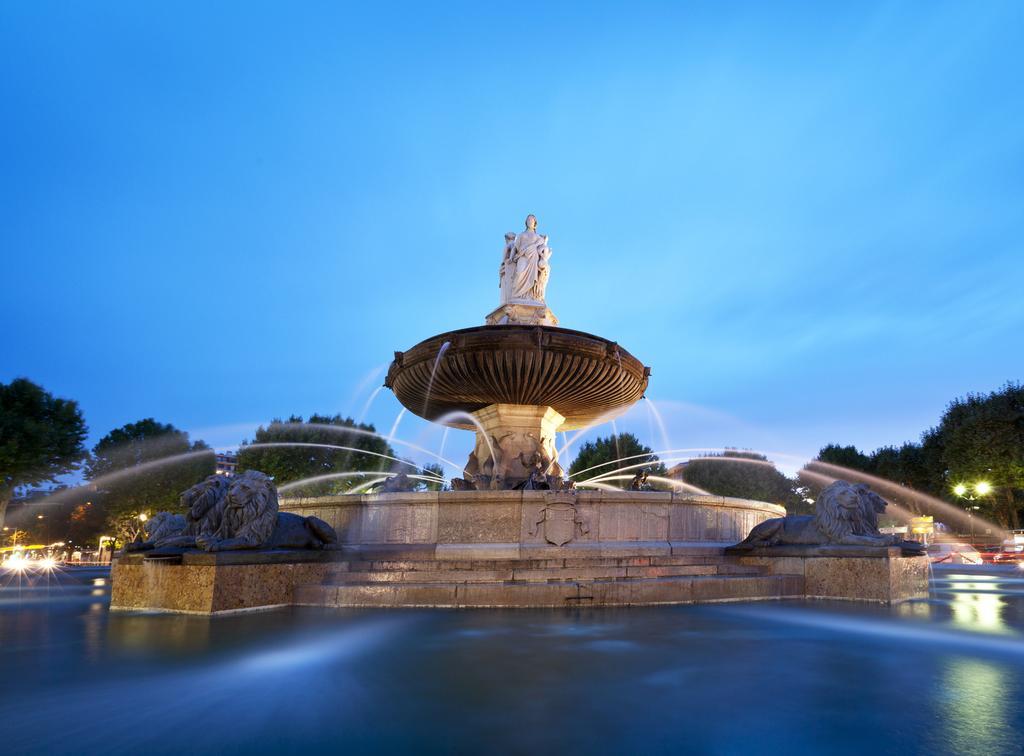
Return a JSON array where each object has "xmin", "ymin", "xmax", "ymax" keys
[
  {"xmin": 813, "ymin": 481, "xmax": 865, "ymax": 542},
  {"xmin": 180, "ymin": 474, "xmax": 232, "ymax": 537},
  {"xmin": 144, "ymin": 512, "xmax": 187, "ymax": 544},
  {"xmin": 215, "ymin": 470, "xmax": 279, "ymax": 548}
]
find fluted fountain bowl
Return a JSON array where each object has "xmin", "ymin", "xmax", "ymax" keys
[{"xmin": 385, "ymin": 325, "xmax": 650, "ymax": 431}]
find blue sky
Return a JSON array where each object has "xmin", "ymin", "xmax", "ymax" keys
[{"xmin": 3, "ymin": 1, "xmax": 1022, "ymax": 476}]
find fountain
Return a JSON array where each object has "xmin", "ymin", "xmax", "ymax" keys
[
  {"xmin": 110, "ymin": 214, "xmax": 929, "ymax": 613},
  {"xmin": 385, "ymin": 325, "xmax": 650, "ymax": 490}
]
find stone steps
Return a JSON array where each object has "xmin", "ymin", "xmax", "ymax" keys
[
  {"xmin": 327, "ymin": 562, "xmax": 766, "ymax": 585},
  {"xmin": 323, "ymin": 552, "xmax": 769, "ymax": 585},
  {"xmin": 339, "ymin": 553, "xmax": 741, "ymax": 573},
  {"xmin": 288, "ymin": 549, "xmax": 805, "ymax": 608},
  {"xmin": 296, "ymin": 574, "xmax": 804, "ymax": 608}
]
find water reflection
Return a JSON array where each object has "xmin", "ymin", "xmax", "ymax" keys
[
  {"xmin": 0, "ymin": 566, "xmax": 1022, "ymax": 754},
  {"xmin": 942, "ymin": 658, "xmax": 1014, "ymax": 754},
  {"xmin": 896, "ymin": 599, "xmax": 933, "ymax": 621},
  {"xmin": 929, "ymin": 568, "xmax": 1024, "ymax": 636},
  {"xmin": 949, "ymin": 585, "xmax": 1008, "ymax": 634},
  {"xmin": 107, "ymin": 613, "xmax": 212, "ymax": 654}
]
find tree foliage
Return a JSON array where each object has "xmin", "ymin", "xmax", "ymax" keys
[
  {"xmin": 0, "ymin": 378, "xmax": 88, "ymax": 527},
  {"xmin": 86, "ymin": 419, "xmax": 214, "ymax": 532},
  {"xmin": 804, "ymin": 382, "xmax": 1024, "ymax": 528},
  {"xmin": 936, "ymin": 382, "xmax": 1024, "ymax": 528},
  {"xmin": 237, "ymin": 414, "xmax": 398, "ymax": 496},
  {"xmin": 568, "ymin": 433, "xmax": 667, "ymax": 488},
  {"xmin": 66, "ymin": 498, "xmax": 106, "ymax": 547},
  {"xmin": 817, "ymin": 444, "xmax": 871, "ymax": 472},
  {"xmin": 420, "ymin": 463, "xmax": 446, "ymax": 492},
  {"xmin": 683, "ymin": 450, "xmax": 805, "ymax": 511}
]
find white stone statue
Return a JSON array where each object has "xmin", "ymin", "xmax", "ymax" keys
[
  {"xmin": 500, "ymin": 214, "xmax": 551, "ymax": 305},
  {"xmin": 498, "ymin": 231, "xmax": 516, "ymax": 305}
]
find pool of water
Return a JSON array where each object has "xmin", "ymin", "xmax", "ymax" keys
[{"xmin": 2, "ymin": 565, "xmax": 1024, "ymax": 755}]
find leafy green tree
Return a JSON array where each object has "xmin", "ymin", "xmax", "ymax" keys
[
  {"xmin": 818, "ymin": 444, "xmax": 872, "ymax": 471},
  {"xmin": 798, "ymin": 442, "xmax": 930, "ymax": 514},
  {"xmin": 568, "ymin": 433, "xmax": 667, "ymax": 488},
  {"xmin": 420, "ymin": 463, "xmax": 446, "ymax": 491},
  {"xmin": 936, "ymin": 382, "xmax": 1023, "ymax": 528},
  {"xmin": 683, "ymin": 450, "xmax": 805, "ymax": 511},
  {"xmin": 797, "ymin": 383, "xmax": 1023, "ymax": 526},
  {"xmin": 237, "ymin": 414, "xmax": 398, "ymax": 496},
  {"xmin": 797, "ymin": 443, "xmax": 878, "ymax": 503},
  {"xmin": 0, "ymin": 378, "xmax": 88, "ymax": 528},
  {"xmin": 65, "ymin": 496, "xmax": 106, "ymax": 547},
  {"xmin": 86, "ymin": 419, "xmax": 214, "ymax": 529}
]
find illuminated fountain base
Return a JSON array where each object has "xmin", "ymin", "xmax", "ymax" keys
[{"xmin": 110, "ymin": 489, "xmax": 929, "ymax": 614}]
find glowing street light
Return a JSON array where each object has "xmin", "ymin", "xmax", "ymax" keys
[
  {"xmin": 952, "ymin": 481, "xmax": 993, "ymax": 499},
  {"xmin": 953, "ymin": 481, "xmax": 994, "ymax": 540},
  {"xmin": 3, "ymin": 554, "xmax": 27, "ymax": 573}
]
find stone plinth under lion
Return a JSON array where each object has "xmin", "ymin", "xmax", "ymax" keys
[
  {"xmin": 111, "ymin": 471, "xmax": 343, "ymax": 614},
  {"xmin": 726, "ymin": 481, "xmax": 928, "ymax": 603}
]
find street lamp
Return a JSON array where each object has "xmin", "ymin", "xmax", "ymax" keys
[{"xmin": 953, "ymin": 481, "xmax": 993, "ymax": 541}]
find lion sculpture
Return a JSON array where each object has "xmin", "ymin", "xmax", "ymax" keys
[
  {"xmin": 126, "ymin": 470, "xmax": 338, "ymax": 553},
  {"xmin": 124, "ymin": 512, "xmax": 187, "ymax": 552},
  {"xmin": 734, "ymin": 480, "xmax": 924, "ymax": 554}
]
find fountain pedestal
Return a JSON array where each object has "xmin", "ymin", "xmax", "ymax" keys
[
  {"xmin": 466, "ymin": 404, "xmax": 565, "ymax": 487},
  {"xmin": 485, "ymin": 302, "xmax": 559, "ymax": 326}
]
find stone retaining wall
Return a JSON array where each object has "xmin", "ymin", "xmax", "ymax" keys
[{"xmin": 279, "ymin": 490, "xmax": 786, "ymax": 559}]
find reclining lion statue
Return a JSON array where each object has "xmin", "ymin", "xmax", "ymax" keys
[
  {"xmin": 734, "ymin": 480, "xmax": 924, "ymax": 554},
  {"xmin": 131, "ymin": 511, "xmax": 187, "ymax": 548},
  {"xmin": 126, "ymin": 470, "xmax": 337, "ymax": 553}
]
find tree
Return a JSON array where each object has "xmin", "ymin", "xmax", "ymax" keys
[
  {"xmin": 568, "ymin": 433, "xmax": 667, "ymax": 488},
  {"xmin": 86, "ymin": 419, "xmax": 214, "ymax": 532},
  {"xmin": 65, "ymin": 497, "xmax": 106, "ymax": 547},
  {"xmin": 0, "ymin": 378, "xmax": 88, "ymax": 528},
  {"xmin": 4, "ymin": 529, "xmax": 28, "ymax": 549},
  {"xmin": 420, "ymin": 463, "xmax": 446, "ymax": 491},
  {"xmin": 936, "ymin": 382, "xmax": 1024, "ymax": 528},
  {"xmin": 817, "ymin": 444, "xmax": 872, "ymax": 471},
  {"xmin": 237, "ymin": 414, "xmax": 398, "ymax": 496},
  {"xmin": 683, "ymin": 450, "xmax": 805, "ymax": 511},
  {"xmin": 798, "ymin": 442, "xmax": 931, "ymax": 514},
  {"xmin": 796, "ymin": 383, "xmax": 1024, "ymax": 526}
]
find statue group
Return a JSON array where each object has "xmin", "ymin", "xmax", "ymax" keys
[
  {"xmin": 499, "ymin": 214, "xmax": 551, "ymax": 305},
  {"xmin": 454, "ymin": 440, "xmax": 568, "ymax": 492}
]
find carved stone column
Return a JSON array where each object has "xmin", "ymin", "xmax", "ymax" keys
[{"xmin": 464, "ymin": 404, "xmax": 565, "ymax": 488}]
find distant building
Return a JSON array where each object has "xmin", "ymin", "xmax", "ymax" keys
[
  {"xmin": 666, "ymin": 461, "xmax": 689, "ymax": 481},
  {"xmin": 215, "ymin": 452, "xmax": 238, "ymax": 476}
]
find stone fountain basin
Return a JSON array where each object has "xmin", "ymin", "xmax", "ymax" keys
[{"xmin": 385, "ymin": 325, "xmax": 650, "ymax": 429}]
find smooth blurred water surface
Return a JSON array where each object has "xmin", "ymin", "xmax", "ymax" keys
[{"xmin": 2, "ymin": 565, "xmax": 1023, "ymax": 755}]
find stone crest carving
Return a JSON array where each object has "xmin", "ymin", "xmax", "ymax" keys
[{"xmin": 530, "ymin": 501, "xmax": 589, "ymax": 547}]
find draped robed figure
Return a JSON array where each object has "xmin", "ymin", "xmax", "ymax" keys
[{"xmin": 500, "ymin": 214, "xmax": 551, "ymax": 305}]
